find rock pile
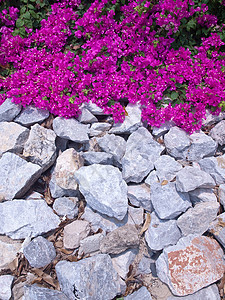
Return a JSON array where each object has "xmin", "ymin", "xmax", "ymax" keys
[{"xmin": 0, "ymin": 98, "xmax": 225, "ymax": 299}]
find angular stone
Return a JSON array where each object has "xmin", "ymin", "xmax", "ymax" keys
[
  {"xmin": 100, "ymin": 224, "xmax": 139, "ymax": 255},
  {"xmin": 55, "ymin": 254, "xmax": 121, "ymax": 300},
  {"xmin": 0, "ymin": 200, "xmax": 60, "ymax": 239},
  {"xmin": 0, "ymin": 98, "xmax": 21, "ymax": 122},
  {"xmin": 14, "ymin": 105, "xmax": 49, "ymax": 127},
  {"xmin": 177, "ymin": 201, "xmax": 219, "ymax": 236},
  {"xmin": 23, "ymin": 236, "xmax": 56, "ymax": 268},
  {"xmin": 128, "ymin": 206, "xmax": 144, "ymax": 226},
  {"xmin": 78, "ymin": 107, "xmax": 98, "ymax": 124},
  {"xmin": 145, "ymin": 170, "xmax": 159, "ymax": 186},
  {"xmin": 53, "ymin": 117, "xmax": 90, "ymax": 143},
  {"xmin": 23, "ymin": 124, "xmax": 56, "ymax": 172},
  {"xmin": 0, "ymin": 122, "xmax": 29, "ymax": 154},
  {"xmin": 154, "ymin": 155, "xmax": 182, "ymax": 182},
  {"xmin": 26, "ymin": 191, "xmax": 44, "ymax": 200},
  {"xmin": 145, "ymin": 212, "xmax": 181, "ymax": 251},
  {"xmin": 127, "ymin": 184, "xmax": 152, "ymax": 211},
  {"xmin": 137, "ymin": 255, "xmax": 152, "ymax": 275},
  {"xmin": 53, "ymin": 197, "xmax": 78, "ymax": 219},
  {"xmin": 78, "ymin": 233, "xmax": 104, "ymax": 258},
  {"xmin": 23, "ymin": 285, "xmax": 69, "ymax": 300},
  {"xmin": 12, "ymin": 273, "xmax": 35, "ymax": 300},
  {"xmin": 199, "ymin": 155, "xmax": 225, "ymax": 185},
  {"xmin": 54, "ymin": 148, "xmax": 83, "ymax": 190},
  {"xmin": 122, "ymin": 127, "xmax": 164, "ymax": 183},
  {"xmin": 189, "ymin": 188, "xmax": 217, "ymax": 204},
  {"xmin": 202, "ymin": 109, "xmax": 225, "ymax": 126},
  {"xmin": 150, "ymin": 182, "xmax": 191, "ymax": 219},
  {"xmin": 210, "ymin": 120, "xmax": 225, "ymax": 145},
  {"xmin": 85, "ymin": 101, "xmax": 106, "ymax": 115},
  {"xmin": 164, "ymin": 127, "xmax": 191, "ymax": 160},
  {"xmin": 90, "ymin": 122, "xmax": 111, "ymax": 136},
  {"xmin": 0, "ymin": 152, "xmax": 41, "ymax": 200},
  {"xmin": 124, "ymin": 286, "xmax": 152, "ymax": 300},
  {"xmin": 63, "ymin": 220, "xmax": 90, "ymax": 249},
  {"xmin": 209, "ymin": 212, "xmax": 225, "ymax": 248},
  {"xmin": 218, "ymin": 184, "xmax": 225, "ymax": 209},
  {"xmin": 187, "ymin": 131, "xmax": 217, "ymax": 161},
  {"xmin": 0, "ymin": 275, "xmax": 14, "ymax": 300},
  {"xmin": 82, "ymin": 151, "xmax": 114, "ymax": 165},
  {"xmin": 156, "ymin": 235, "xmax": 225, "ymax": 296},
  {"xmin": 0, "ymin": 237, "xmax": 22, "ymax": 270},
  {"xmin": 75, "ymin": 164, "xmax": 128, "ymax": 220},
  {"xmin": 176, "ymin": 166, "xmax": 215, "ymax": 192},
  {"xmin": 152, "ymin": 121, "xmax": 174, "ymax": 138}
]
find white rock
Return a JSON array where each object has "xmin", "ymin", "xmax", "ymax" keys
[
  {"xmin": 127, "ymin": 184, "xmax": 152, "ymax": 211},
  {"xmin": 53, "ymin": 197, "xmax": 78, "ymax": 219},
  {"xmin": 111, "ymin": 249, "xmax": 138, "ymax": 279},
  {"xmin": 14, "ymin": 105, "xmax": 49, "ymax": 127},
  {"xmin": 63, "ymin": 220, "xmax": 90, "ymax": 249},
  {"xmin": 0, "ymin": 98, "xmax": 21, "ymax": 122},
  {"xmin": 218, "ymin": 184, "xmax": 225, "ymax": 209},
  {"xmin": 78, "ymin": 107, "xmax": 98, "ymax": 124},
  {"xmin": 0, "ymin": 237, "xmax": 22, "ymax": 271},
  {"xmin": 189, "ymin": 188, "xmax": 217, "ymax": 204},
  {"xmin": 0, "ymin": 275, "xmax": 14, "ymax": 300},
  {"xmin": 78, "ymin": 233, "xmax": 104, "ymax": 258},
  {"xmin": 199, "ymin": 155, "xmax": 225, "ymax": 185},
  {"xmin": 210, "ymin": 120, "xmax": 225, "ymax": 145},
  {"xmin": 154, "ymin": 155, "xmax": 182, "ymax": 182},
  {"xmin": 124, "ymin": 286, "xmax": 152, "ymax": 300},
  {"xmin": 90, "ymin": 122, "xmax": 111, "ymax": 136}
]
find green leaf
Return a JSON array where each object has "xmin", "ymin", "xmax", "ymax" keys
[
  {"xmin": 171, "ymin": 91, "xmax": 179, "ymax": 100},
  {"xmin": 30, "ymin": 10, "xmax": 38, "ymax": 18},
  {"xmin": 16, "ymin": 18, "xmax": 24, "ymax": 28},
  {"xmin": 28, "ymin": 4, "xmax": 35, "ymax": 9},
  {"xmin": 20, "ymin": 7, "xmax": 26, "ymax": 14},
  {"xmin": 107, "ymin": 99, "xmax": 115, "ymax": 107},
  {"xmin": 23, "ymin": 11, "xmax": 31, "ymax": 19}
]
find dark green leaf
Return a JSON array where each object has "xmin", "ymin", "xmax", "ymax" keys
[
  {"xmin": 16, "ymin": 18, "xmax": 24, "ymax": 28},
  {"xmin": 171, "ymin": 91, "xmax": 179, "ymax": 100}
]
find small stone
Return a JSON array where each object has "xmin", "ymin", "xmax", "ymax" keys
[
  {"xmin": 175, "ymin": 166, "xmax": 215, "ymax": 192},
  {"xmin": 78, "ymin": 233, "xmax": 104, "ymax": 258},
  {"xmin": 127, "ymin": 206, "xmax": 144, "ymax": 226},
  {"xmin": 75, "ymin": 164, "xmax": 128, "ymax": 220},
  {"xmin": 90, "ymin": 122, "xmax": 111, "ymax": 136},
  {"xmin": 145, "ymin": 212, "xmax": 181, "ymax": 251},
  {"xmin": 164, "ymin": 127, "xmax": 191, "ymax": 160},
  {"xmin": 0, "ymin": 275, "xmax": 14, "ymax": 300},
  {"xmin": 14, "ymin": 105, "xmax": 49, "ymax": 127},
  {"xmin": 78, "ymin": 107, "xmax": 98, "ymax": 124},
  {"xmin": 199, "ymin": 155, "xmax": 225, "ymax": 185},
  {"xmin": 154, "ymin": 155, "xmax": 182, "ymax": 182},
  {"xmin": 145, "ymin": 170, "xmax": 159, "ymax": 186},
  {"xmin": 150, "ymin": 182, "xmax": 191, "ymax": 219},
  {"xmin": 177, "ymin": 201, "xmax": 219, "ymax": 236},
  {"xmin": 0, "ymin": 237, "xmax": 22, "ymax": 270},
  {"xmin": 218, "ymin": 184, "xmax": 225, "ymax": 209},
  {"xmin": 82, "ymin": 151, "xmax": 114, "ymax": 165},
  {"xmin": 137, "ymin": 255, "xmax": 152, "ymax": 275},
  {"xmin": 202, "ymin": 109, "xmax": 225, "ymax": 126},
  {"xmin": 0, "ymin": 122, "xmax": 29, "ymax": 154},
  {"xmin": 189, "ymin": 188, "xmax": 217, "ymax": 204},
  {"xmin": 111, "ymin": 249, "xmax": 138, "ymax": 279},
  {"xmin": 23, "ymin": 124, "xmax": 57, "ymax": 172},
  {"xmin": 12, "ymin": 273, "xmax": 35, "ymax": 300},
  {"xmin": 152, "ymin": 121, "xmax": 174, "ymax": 138},
  {"xmin": 100, "ymin": 224, "xmax": 139, "ymax": 255},
  {"xmin": 124, "ymin": 286, "xmax": 152, "ymax": 300},
  {"xmin": 23, "ymin": 236, "xmax": 56, "ymax": 268},
  {"xmin": 0, "ymin": 98, "xmax": 21, "ymax": 122},
  {"xmin": 63, "ymin": 220, "xmax": 90, "ymax": 249},
  {"xmin": 23, "ymin": 285, "xmax": 69, "ymax": 300},
  {"xmin": 210, "ymin": 120, "xmax": 225, "ymax": 145},
  {"xmin": 127, "ymin": 184, "xmax": 152, "ymax": 211},
  {"xmin": 85, "ymin": 101, "xmax": 106, "ymax": 115},
  {"xmin": 209, "ymin": 212, "xmax": 225, "ymax": 248},
  {"xmin": 55, "ymin": 254, "xmax": 121, "ymax": 300},
  {"xmin": 0, "ymin": 152, "xmax": 41, "ymax": 200},
  {"xmin": 53, "ymin": 197, "xmax": 78, "ymax": 219},
  {"xmin": 156, "ymin": 235, "xmax": 225, "ymax": 296},
  {"xmin": 26, "ymin": 191, "xmax": 44, "ymax": 200},
  {"xmin": 53, "ymin": 117, "xmax": 90, "ymax": 143}
]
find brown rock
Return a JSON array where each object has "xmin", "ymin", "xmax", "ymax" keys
[{"xmin": 63, "ymin": 220, "xmax": 90, "ymax": 249}]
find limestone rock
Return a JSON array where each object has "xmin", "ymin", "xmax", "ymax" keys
[
  {"xmin": 82, "ymin": 151, "xmax": 114, "ymax": 165},
  {"xmin": 0, "ymin": 275, "xmax": 14, "ymax": 300},
  {"xmin": 127, "ymin": 183, "xmax": 152, "ymax": 211},
  {"xmin": 202, "ymin": 109, "xmax": 225, "ymax": 126},
  {"xmin": 0, "ymin": 98, "xmax": 21, "ymax": 122},
  {"xmin": 198, "ymin": 155, "xmax": 225, "ymax": 185},
  {"xmin": 124, "ymin": 286, "xmax": 152, "ymax": 300},
  {"xmin": 152, "ymin": 121, "xmax": 174, "ymax": 138},
  {"xmin": 145, "ymin": 170, "xmax": 159, "ymax": 186},
  {"xmin": 63, "ymin": 220, "xmax": 90, "ymax": 249},
  {"xmin": 210, "ymin": 120, "xmax": 225, "ymax": 145},
  {"xmin": 23, "ymin": 285, "xmax": 69, "ymax": 300},
  {"xmin": 218, "ymin": 184, "xmax": 225, "ymax": 209},
  {"xmin": 90, "ymin": 122, "xmax": 111, "ymax": 136},
  {"xmin": 209, "ymin": 212, "xmax": 225, "ymax": 248},
  {"xmin": 14, "ymin": 105, "xmax": 49, "ymax": 127},
  {"xmin": 85, "ymin": 101, "xmax": 106, "ymax": 115},
  {"xmin": 53, "ymin": 197, "xmax": 78, "ymax": 219},
  {"xmin": 78, "ymin": 107, "xmax": 98, "ymax": 124},
  {"xmin": 154, "ymin": 155, "xmax": 182, "ymax": 182},
  {"xmin": 189, "ymin": 188, "xmax": 217, "ymax": 204},
  {"xmin": 0, "ymin": 237, "xmax": 22, "ymax": 270},
  {"xmin": 78, "ymin": 233, "xmax": 104, "ymax": 258}
]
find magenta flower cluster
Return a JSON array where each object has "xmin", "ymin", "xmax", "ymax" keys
[{"xmin": 0, "ymin": 0, "xmax": 225, "ymax": 132}]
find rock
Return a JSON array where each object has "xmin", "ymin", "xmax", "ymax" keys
[
  {"xmin": 122, "ymin": 127, "xmax": 164, "ymax": 183},
  {"xmin": 85, "ymin": 101, "xmax": 106, "ymax": 115},
  {"xmin": 100, "ymin": 224, "xmax": 139, "ymax": 255},
  {"xmin": 26, "ymin": 191, "xmax": 44, "ymax": 200},
  {"xmin": 209, "ymin": 212, "xmax": 225, "ymax": 248},
  {"xmin": 152, "ymin": 121, "xmax": 174, "ymax": 138},
  {"xmin": 189, "ymin": 188, "xmax": 217, "ymax": 204},
  {"xmin": 0, "ymin": 275, "xmax": 14, "ymax": 300},
  {"xmin": 0, "ymin": 122, "xmax": 29, "ymax": 154},
  {"xmin": 0, "ymin": 200, "xmax": 60, "ymax": 239},
  {"xmin": 78, "ymin": 233, "xmax": 104, "ymax": 258},
  {"xmin": 12, "ymin": 273, "xmax": 35, "ymax": 300},
  {"xmin": 128, "ymin": 206, "xmax": 144, "ymax": 226},
  {"xmin": 55, "ymin": 254, "xmax": 121, "ymax": 300},
  {"xmin": 63, "ymin": 220, "xmax": 90, "ymax": 249},
  {"xmin": 175, "ymin": 166, "xmax": 215, "ymax": 192},
  {"xmin": 128, "ymin": 184, "xmax": 152, "ymax": 211},
  {"xmin": 210, "ymin": 120, "xmax": 225, "ymax": 145},
  {"xmin": 145, "ymin": 212, "xmax": 181, "ymax": 251},
  {"xmin": 0, "ymin": 98, "xmax": 21, "ymax": 122},
  {"xmin": 75, "ymin": 164, "xmax": 128, "ymax": 220},
  {"xmin": 23, "ymin": 285, "xmax": 69, "ymax": 300},
  {"xmin": 154, "ymin": 155, "xmax": 182, "ymax": 182},
  {"xmin": 111, "ymin": 249, "xmax": 138, "ymax": 279},
  {"xmin": 23, "ymin": 236, "xmax": 56, "ymax": 268},
  {"xmin": 145, "ymin": 170, "xmax": 159, "ymax": 186},
  {"xmin": 202, "ymin": 109, "xmax": 225, "ymax": 126},
  {"xmin": 109, "ymin": 103, "xmax": 142, "ymax": 134},
  {"xmin": 187, "ymin": 131, "xmax": 217, "ymax": 161},
  {"xmin": 199, "ymin": 155, "xmax": 225, "ymax": 185},
  {"xmin": 0, "ymin": 152, "xmax": 41, "ymax": 200},
  {"xmin": 164, "ymin": 127, "xmax": 191, "ymax": 160},
  {"xmin": 90, "ymin": 122, "xmax": 111, "ymax": 136},
  {"xmin": 53, "ymin": 197, "xmax": 78, "ymax": 219},
  {"xmin": 124, "ymin": 286, "xmax": 152, "ymax": 300},
  {"xmin": 150, "ymin": 182, "xmax": 191, "ymax": 219},
  {"xmin": 0, "ymin": 237, "xmax": 22, "ymax": 270},
  {"xmin": 14, "ymin": 105, "xmax": 49, "ymax": 127},
  {"xmin": 54, "ymin": 148, "xmax": 83, "ymax": 190},
  {"xmin": 78, "ymin": 107, "xmax": 98, "ymax": 124},
  {"xmin": 82, "ymin": 151, "xmax": 114, "ymax": 165},
  {"xmin": 137, "ymin": 255, "xmax": 152, "ymax": 275},
  {"xmin": 167, "ymin": 284, "xmax": 220, "ymax": 300},
  {"xmin": 218, "ymin": 184, "xmax": 225, "ymax": 209},
  {"xmin": 53, "ymin": 117, "xmax": 90, "ymax": 143},
  {"xmin": 177, "ymin": 201, "xmax": 219, "ymax": 236},
  {"xmin": 156, "ymin": 235, "xmax": 225, "ymax": 296}
]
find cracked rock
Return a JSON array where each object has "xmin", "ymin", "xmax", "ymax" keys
[
  {"xmin": 24, "ymin": 285, "xmax": 69, "ymax": 300},
  {"xmin": 14, "ymin": 105, "xmax": 49, "ymax": 127},
  {"xmin": 0, "ymin": 98, "xmax": 21, "ymax": 122},
  {"xmin": 198, "ymin": 155, "xmax": 225, "ymax": 185},
  {"xmin": 210, "ymin": 120, "xmax": 225, "ymax": 146},
  {"xmin": 127, "ymin": 183, "xmax": 152, "ymax": 211}
]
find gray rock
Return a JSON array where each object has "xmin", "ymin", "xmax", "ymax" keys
[
  {"xmin": 176, "ymin": 166, "xmax": 215, "ymax": 192},
  {"xmin": 63, "ymin": 220, "xmax": 90, "ymax": 249},
  {"xmin": 127, "ymin": 184, "xmax": 152, "ymax": 211},
  {"xmin": 187, "ymin": 131, "xmax": 217, "ymax": 161},
  {"xmin": 150, "ymin": 182, "xmax": 191, "ymax": 219},
  {"xmin": 78, "ymin": 107, "xmax": 98, "ymax": 124},
  {"xmin": 23, "ymin": 124, "xmax": 56, "ymax": 172},
  {"xmin": 152, "ymin": 121, "xmax": 174, "ymax": 138},
  {"xmin": 210, "ymin": 120, "xmax": 225, "ymax": 145},
  {"xmin": 100, "ymin": 224, "xmax": 139, "ymax": 255},
  {"xmin": 26, "ymin": 191, "xmax": 44, "ymax": 200},
  {"xmin": 0, "ymin": 275, "xmax": 14, "ymax": 300},
  {"xmin": 218, "ymin": 184, "xmax": 225, "ymax": 209},
  {"xmin": 167, "ymin": 284, "xmax": 220, "ymax": 300},
  {"xmin": 75, "ymin": 164, "xmax": 128, "ymax": 220},
  {"xmin": 53, "ymin": 197, "xmax": 78, "ymax": 219},
  {"xmin": 122, "ymin": 127, "xmax": 164, "ymax": 183},
  {"xmin": 0, "ymin": 152, "xmax": 41, "ymax": 201},
  {"xmin": 24, "ymin": 285, "xmax": 69, "ymax": 300},
  {"xmin": 145, "ymin": 212, "xmax": 181, "ymax": 251},
  {"xmin": 199, "ymin": 155, "xmax": 225, "ymax": 185},
  {"xmin": 0, "ymin": 200, "xmax": 60, "ymax": 239},
  {"xmin": 55, "ymin": 254, "xmax": 121, "ymax": 300},
  {"xmin": 90, "ymin": 122, "xmax": 111, "ymax": 136},
  {"xmin": 0, "ymin": 237, "xmax": 22, "ymax": 271},
  {"xmin": 85, "ymin": 101, "xmax": 106, "ymax": 115},
  {"xmin": 145, "ymin": 170, "xmax": 159, "ymax": 186},
  {"xmin": 0, "ymin": 98, "xmax": 21, "ymax": 122},
  {"xmin": 177, "ymin": 201, "xmax": 219, "ymax": 236},
  {"xmin": 125, "ymin": 286, "xmax": 152, "ymax": 300},
  {"xmin": 127, "ymin": 206, "xmax": 144, "ymax": 226},
  {"xmin": 154, "ymin": 155, "xmax": 182, "ymax": 182},
  {"xmin": 137, "ymin": 255, "xmax": 152, "ymax": 275},
  {"xmin": 164, "ymin": 127, "xmax": 191, "ymax": 160},
  {"xmin": 202, "ymin": 109, "xmax": 225, "ymax": 126},
  {"xmin": 209, "ymin": 212, "xmax": 225, "ymax": 248},
  {"xmin": 189, "ymin": 188, "xmax": 217, "ymax": 204},
  {"xmin": 23, "ymin": 236, "xmax": 56, "ymax": 268},
  {"xmin": 109, "ymin": 103, "xmax": 142, "ymax": 134},
  {"xmin": 82, "ymin": 151, "xmax": 114, "ymax": 165},
  {"xmin": 53, "ymin": 117, "xmax": 90, "ymax": 143},
  {"xmin": 14, "ymin": 105, "xmax": 49, "ymax": 127},
  {"xmin": 78, "ymin": 233, "xmax": 104, "ymax": 258},
  {"xmin": 0, "ymin": 122, "xmax": 29, "ymax": 154}
]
